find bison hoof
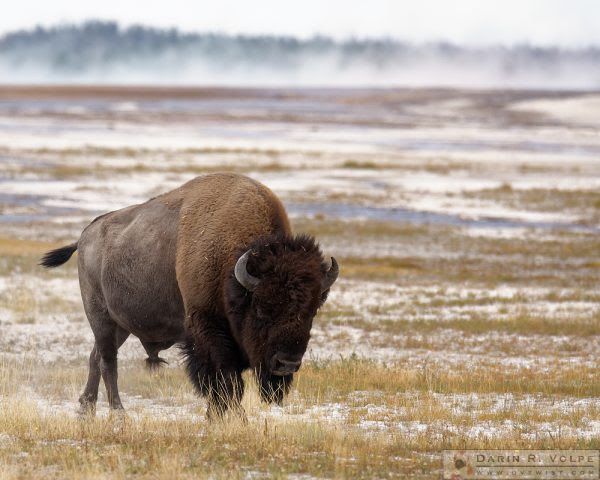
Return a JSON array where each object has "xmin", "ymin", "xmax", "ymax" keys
[
  {"xmin": 205, "ymin": 404, "xmax": 247, "ymax": 424},
  {"xmin": 232, "ymin": 406, "xmax": 248, "ymax": 425},
  {"xmin": 205, "ymin": 405, "xmax": 223, "ymax": 422},
  {"xmin": 77, "ymin": 401, "xmax": 96, "ymax": 417}
]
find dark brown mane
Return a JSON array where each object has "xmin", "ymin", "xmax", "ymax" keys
[
  {"xmin": 247, "ymin": 233, "xmax": 324, "ymax": 281},
  {"xmin": 226, "ymin": 233, "xmax": 326, "ymax": 314}
]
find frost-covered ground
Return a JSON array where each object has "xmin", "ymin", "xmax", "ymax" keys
[{"xmin": 0, "ymin": 87, "xmax": 599, "ymax": 478}]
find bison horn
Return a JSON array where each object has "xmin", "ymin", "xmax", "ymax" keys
[
  {"xmin": 234, "ymin": 250, "xmax": 261, "ymax": 291},
  {"xmin": 321, "ymin": 256, "xmax": 339, "ymax": 293}
]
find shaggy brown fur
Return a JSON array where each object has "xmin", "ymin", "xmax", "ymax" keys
[
  {"xmin": 171, "ymin": 173, "xmax": 291, "ymax": 323},
  {"xmin": 41, "ymin": 173, "xmax": 337, "ymax": 418}
]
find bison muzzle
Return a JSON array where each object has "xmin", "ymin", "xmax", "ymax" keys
[{"xmin": 40, "ymin": 173, "xmax": 338, "ymax": 419}]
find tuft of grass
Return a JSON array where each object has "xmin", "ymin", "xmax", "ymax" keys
[
  {"xmin": 339, "ymin": 256, "xmax": 423, "ymax": 280},
  {"xmin": 341, "ymin": 160, "xmax": 380, "ymax": 169},
  {"xmin": 464, "ymin": 186, "xmax": 600, "ymax": 222},
  {"xmin": 293, "ymin": 217, "xmax": 430, "ymax": 239}
]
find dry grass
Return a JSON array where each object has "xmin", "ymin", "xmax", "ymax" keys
[
  {"xmin": 1, "ymin": 356, "xmax": 598, "ymax": 479},
  {"xmin": 298, "ymin": 358, "xmax": 600, "ymax": 399},
  {"xmin": 0, "ymin": 399, "xmax": 418, "ymax": 479},
  {"xmin": 0, "ymin": 237, "xmax": 62, "ymax": 257},
  {"xmin": 337, "ymin": 256, "xmax": 424, "ymax": 280},
  {"xmin": 0, "ymin": 403, "xmax": 593, "ymax": 480},
  {"xmin": 323, "ymin": 306, "xmax": 600, "ymax": 337},
  {"xmin": 293, "ymin": 217, "xmax": 430, "ymax": 238},
  {"xmin": 6, "ymin": 159, "xmax": 296, "ymax": 181},
  {"xmin": 465, "ymin": 186, "xmax": 600, "ymax": 216},
  {"xmin": 0, "ymin": 237, "xmax": 77, "ymax": 277}
]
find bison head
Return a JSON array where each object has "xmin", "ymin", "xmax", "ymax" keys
[{"xmin": 226, "ymin": 234, "xmax": 338, "ymax": 404}]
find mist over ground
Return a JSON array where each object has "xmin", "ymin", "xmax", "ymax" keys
[{"xmin": 0, "ymin": 21, "xmax": 599, "ymax": 88}]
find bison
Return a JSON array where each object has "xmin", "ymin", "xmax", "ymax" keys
[{"xmin": 41, "ymin": 173, "xmax": 338, "ymax": 418}]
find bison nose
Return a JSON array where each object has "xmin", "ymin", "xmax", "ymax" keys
[{"xmin": 270, "ymin": 353, "xmax": 302, "ymax": 376}]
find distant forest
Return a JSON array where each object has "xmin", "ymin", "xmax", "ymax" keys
[{"xmin": 1, "ymin": 21, "xmax": 599, "ymax": 87}]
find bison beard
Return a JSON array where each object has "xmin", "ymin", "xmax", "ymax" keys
[
  {"xmin": 256, "ymin": 368, "xmax": 293, "ymax": 404},
  {"xmin": 182, "ymin": 337, "xmax": 292, "ymax": 413}
]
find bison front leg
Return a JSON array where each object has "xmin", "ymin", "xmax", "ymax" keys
[
  {"xmin": 182, "ymin": 340, "xmax": 245, "ymax": 420},
  {"xmin": 205, "ymin": 369, "xmax": 245, "ymax": 420}
]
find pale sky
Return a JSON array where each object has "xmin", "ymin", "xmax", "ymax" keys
[{"xmin": 0, "ymin": 0, "xmax": 599, "ymax": 47}]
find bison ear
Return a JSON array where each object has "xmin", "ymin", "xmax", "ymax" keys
[
  {"xmin": 321, "ymin": 257, "xmax": 339, "ymax": 293},
  {"xmin": 234, "ymin": 250, "xmax": 261, "ymax": 291}
]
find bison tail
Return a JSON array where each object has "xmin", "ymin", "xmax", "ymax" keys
[{"xmin": 40, "ymin": 242, "xmax": 78, "ymax": 268}]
